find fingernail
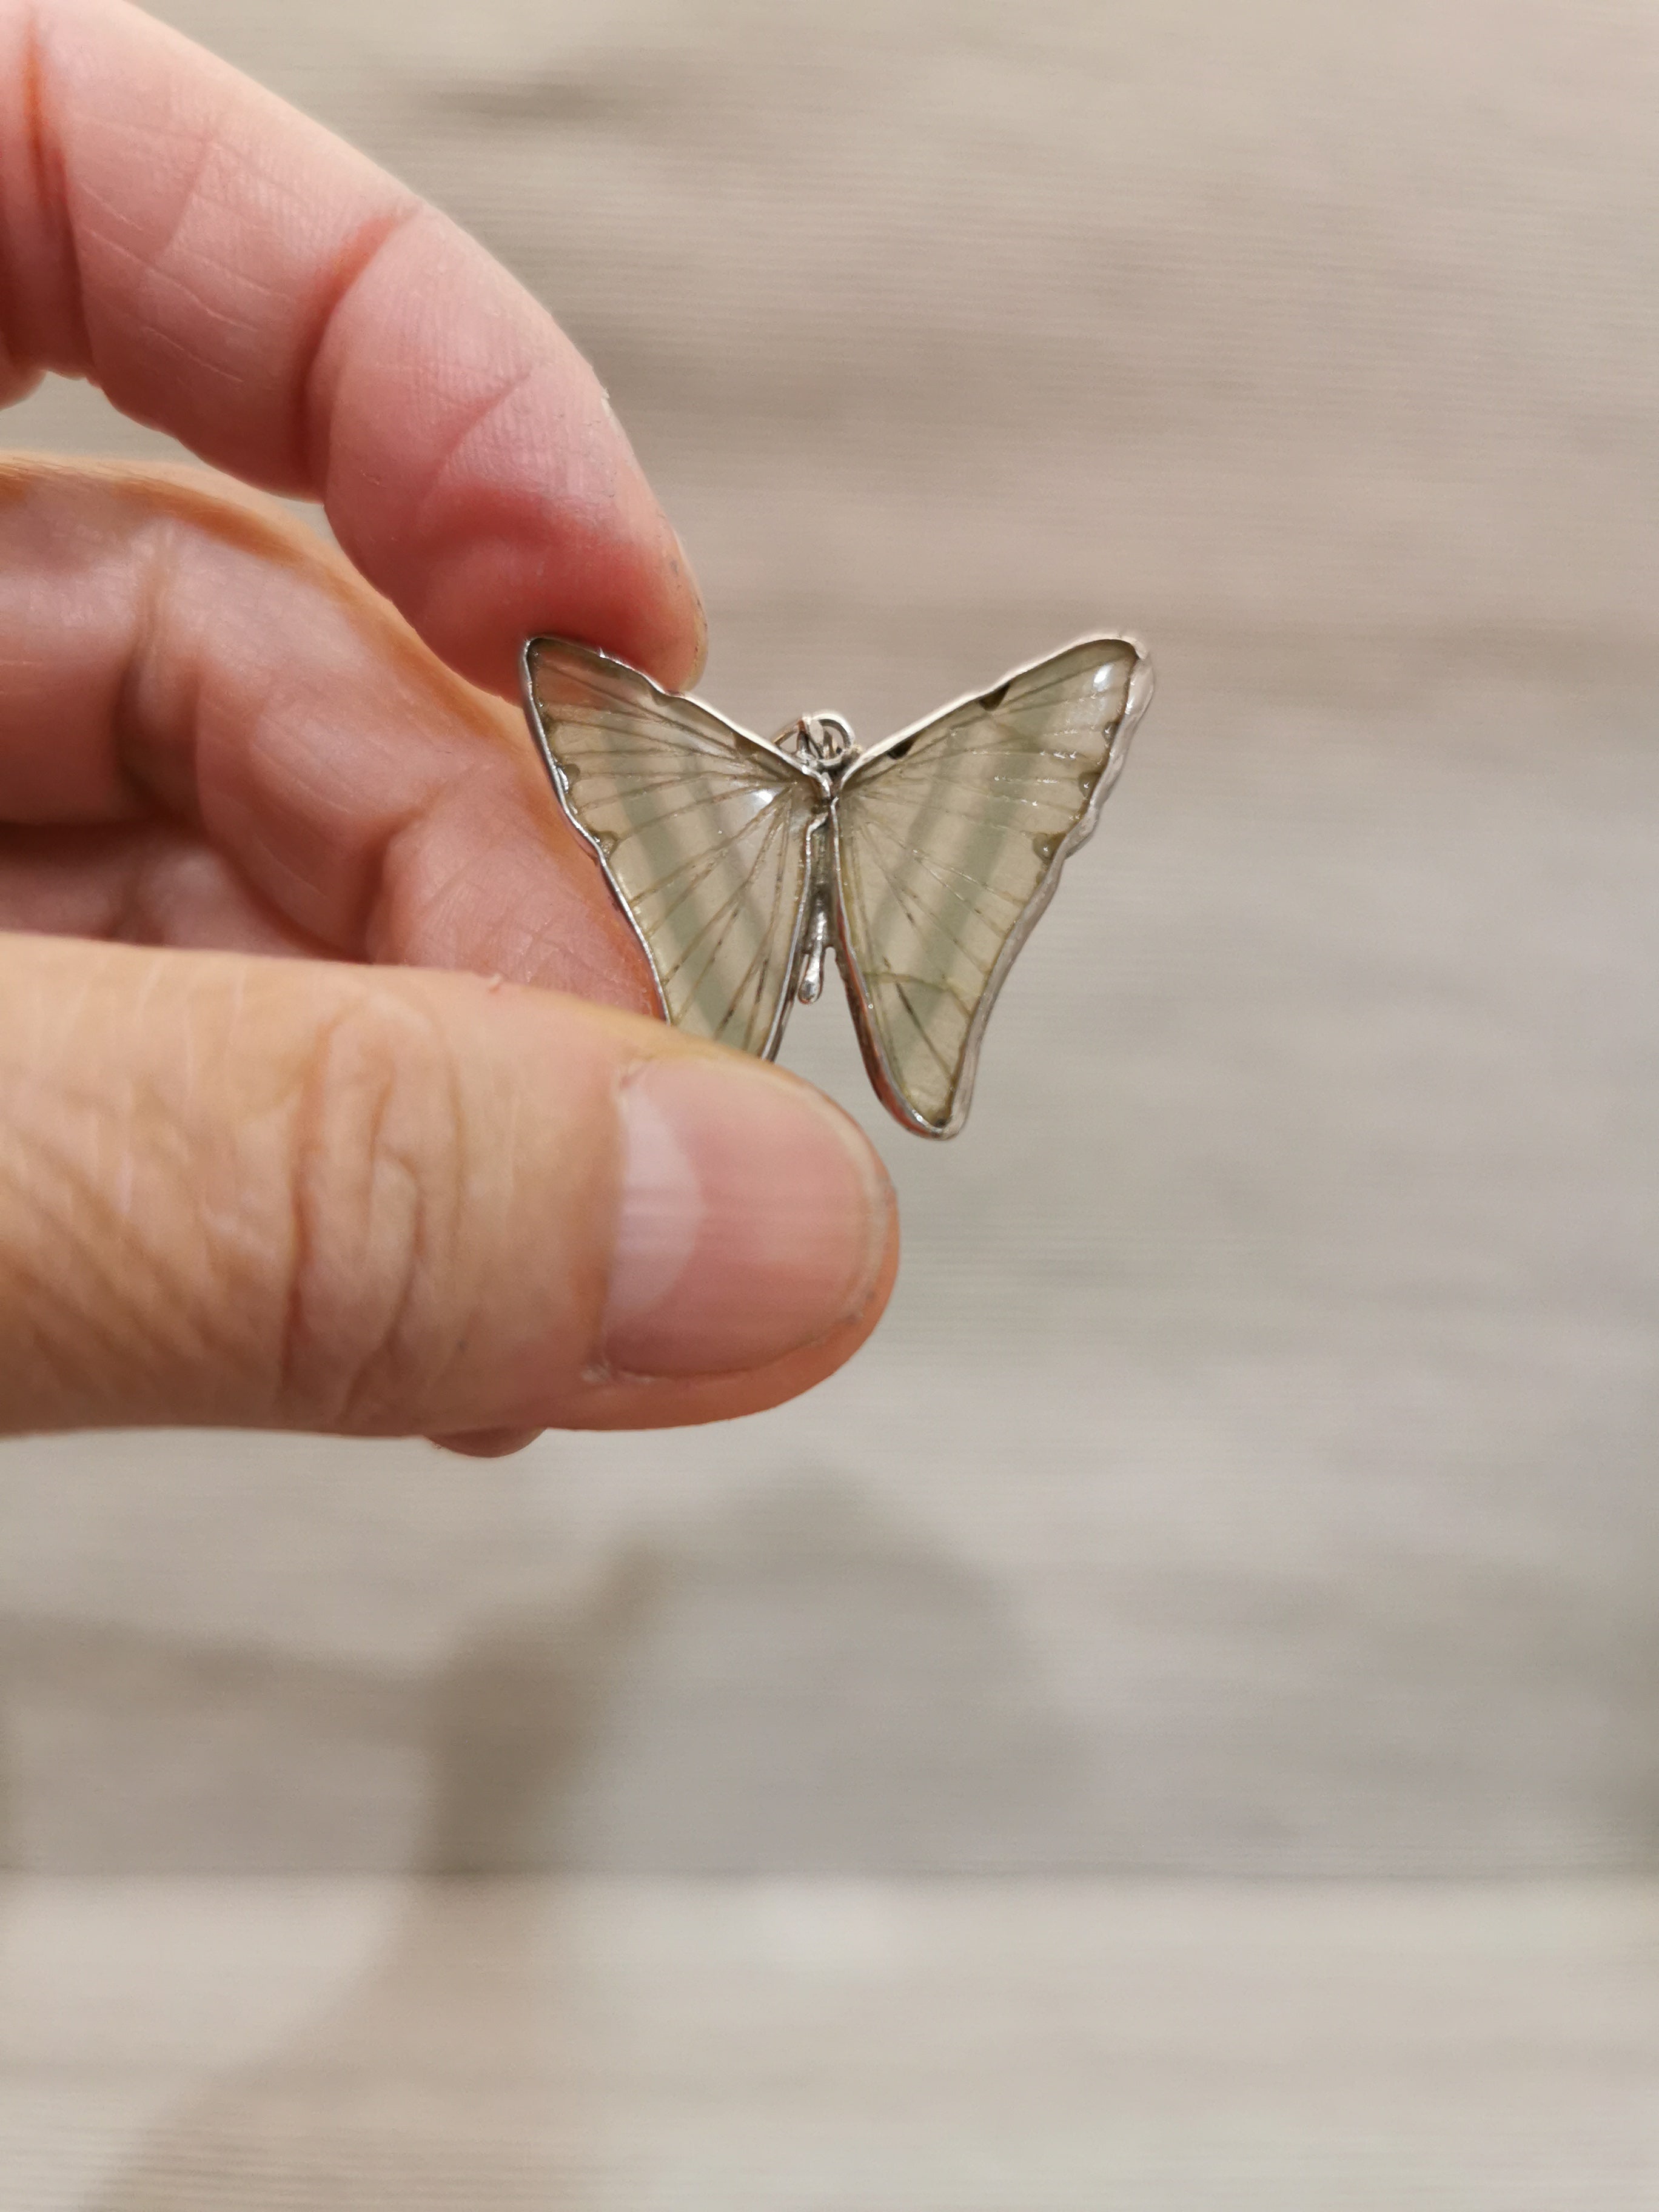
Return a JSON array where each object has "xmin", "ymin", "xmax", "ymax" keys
[
  {"xmin": 666, "ymin": 525, "xmax": 709, "ymax": 686},
  {"xmin": 603, "ymin": 1057, "xmax": 891, "ymax": 1377}
]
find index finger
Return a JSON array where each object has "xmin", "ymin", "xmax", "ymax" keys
[{"xmin": 0, "ymin": 0, "xmax": 704, "ymax": 693}]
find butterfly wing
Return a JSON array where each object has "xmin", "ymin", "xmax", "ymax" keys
[
  {"xmin": 523, "ymin": 638, "xmax": 819, "ymax": 1058},
  {"xmin": 831, "ymin": 636, "xmax": 1152, "ymax": 1136}
]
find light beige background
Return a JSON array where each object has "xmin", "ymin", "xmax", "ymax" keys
[
  {"xmin": 5, "ymin": 7, "xmax": 1659, "ymax": 2204},
  {"xmin": 1, "ymin": 0, "xmax": 1656, "ymax": 1885}
]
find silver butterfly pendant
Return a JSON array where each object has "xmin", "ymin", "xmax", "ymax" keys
[{"xmin": 520, "ymin": 634, "xmax": 1153, "ymax": 1138}]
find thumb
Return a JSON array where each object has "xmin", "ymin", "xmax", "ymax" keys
[{"xmin": 0, "ymin": 935, "xmax": 896, "ymax": 1439}]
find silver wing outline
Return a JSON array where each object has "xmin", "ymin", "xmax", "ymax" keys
[
  {"xmin": 521, "ymin": 638, "xmax": 820, "ymax": 1059},
  {"xmin": 831, "ymin": 635, "xmax": 1154, "ymax": 1138}
]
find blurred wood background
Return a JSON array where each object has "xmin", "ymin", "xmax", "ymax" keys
[
  {"xmin": 1, "ymin": 0, "xmax": 1657, "ymax": 1880},
  {"xmin": 4, "ymin": 1875, "xmax": 1657, "ymax": 2209}
]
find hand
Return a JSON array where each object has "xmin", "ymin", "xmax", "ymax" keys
[{"xmin": 0, "ymin": 0, "xmax": 896, "ymax": 1451}]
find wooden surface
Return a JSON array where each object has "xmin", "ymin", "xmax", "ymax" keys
[
  {"xmin": 1, "ymin": 1876, "xmax": 1657, "ymax": 2210},
  {"xmin": 1, "ymin": 0, "xmax": 1657, "ymax": 1877}
]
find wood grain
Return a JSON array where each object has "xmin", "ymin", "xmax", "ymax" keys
[
  {"xmin": 2, "ymin": 1877, "xmax": 1658, "ymax": 2209},
  {"xmin": 0, "ymin": 0, "xmax": 1655, "ymax": 1874}
]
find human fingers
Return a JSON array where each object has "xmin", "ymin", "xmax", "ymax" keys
[
  {"xmin": 0, "ymin": 933, "xmax": 897, "ymax": 1438},
  {"xmin": 0, "ymin": 457, "xmax": 660, "ymax": 1003},
  {"xmin": 0, "ymin": 0, "xmax": 703, "ymax": 692}
]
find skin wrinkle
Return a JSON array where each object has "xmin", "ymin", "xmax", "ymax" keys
[
  {"xmin": 370, "ymin": 811, "xmax": 488, "ymax": 960},
  {"xmin": 276, "ymin": 993, "xmax": 477, "ymax": 1433},
  {"xmin": 201, "ymin": 665, "xmax": 415, "ymax": 939},
  {"xmin": 0, "ymin": 947, "xmax": 266, "ymax": 1415},
  {"xmin": 0, "ymin": 1141, "xmax": 111, "ymax": 1382},
  {"xmin": 189, "ymin": 956, "xmax": 296, "ymax": 1398},
  {"xmin": 278, "ymin": 1000, "xmax": 380, "ymax": 1427},
  {"xmin": 89, "ymin": 91, "xmax": 231, "ymax": 338},
  {"xmin": 0, "ymin": 947, "xmax": 344, "ymax": 1427},
  {"xmin": 367, "ymin": 772, "xmax": 537, "ymax": 964},
  {"xmin": 334, "ymin": 1035, "xmax": 433, "ymax": 1432},
  {"xmin": 52, "ymin": 55, "xmax": 326, "ymax": 441},
  {"xmin": 363, "ymin": 747, "xmax": 654, "ymax": 1005},
  {"xmin": 0, "ymin": 1245, "xmax": 84, "ymax": 1408},
  {"xmin": 293, "ymin": 195, "xmax": 424, "ymax": 489},
  {"xmin": 104, "ymin": 501, "xmax": 179, "ymax": 821},
  {"xmin": 0, "ymin": 1063, "xmax": 196, "ymax": 1415},
  {"xmin": 93, "ymin": 276, "xmax": 242, "ymax": 393},
  {"xmin": 396, "ymin": 352, "xmax": 545, "ymax": 555},
  {"xmin": 0, "ymin": 1231, "xmax": 119, "ymax": 1419},
  {"xmin": 145, "ymin": 937, "xmax": 192, "ymax": 1107},
  {"xmin": 472, "ymin": 904, "xmax": 627, "ymax": 1005},
  {"xmin": 0, "ymin": 470, "xmax": 170, "ymax": 822},
  {"xmin": 375, "ymin": 1024, "xmax": 483, "ymax": 1428}
]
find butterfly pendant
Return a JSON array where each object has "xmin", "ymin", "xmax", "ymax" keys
[{"xmin": 520, "ymin": 633, "xmax": 1153, "ymax": 1138}]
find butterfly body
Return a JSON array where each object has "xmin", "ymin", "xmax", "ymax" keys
[
  {"xmin": 766, "ymin": 714, "xmax": 863, "ymax": 1013},
  {"xmin": 521, "ymin": 634, "xmax": 1153, "ymax": 1137}
]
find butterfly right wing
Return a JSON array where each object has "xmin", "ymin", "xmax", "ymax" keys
[
  {"xmin": 522, "ymin": 638, "xmax": 818, "ymax": 1058},
  {"xmin": 831, "ymin": 637, "xmax": 1150, "ymax": 1136}
]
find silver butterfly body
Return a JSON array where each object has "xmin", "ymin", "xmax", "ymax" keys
[{"xmin": 520, "ymin": 634, "xmax": 1153, "ymax": 1138}]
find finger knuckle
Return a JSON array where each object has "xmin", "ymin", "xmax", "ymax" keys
[{"xmin": 276, "ymin": 990, "xmax": 474, "ymax": 1430}]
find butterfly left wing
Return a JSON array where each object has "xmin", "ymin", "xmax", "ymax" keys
[
  {"xmin": 523, "ymin": 638, "xmax": 819, "ymax": 1058},
  {"xmin": 832, "ymin": 636, "xmax": 1152, "ymax": 1136}
]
